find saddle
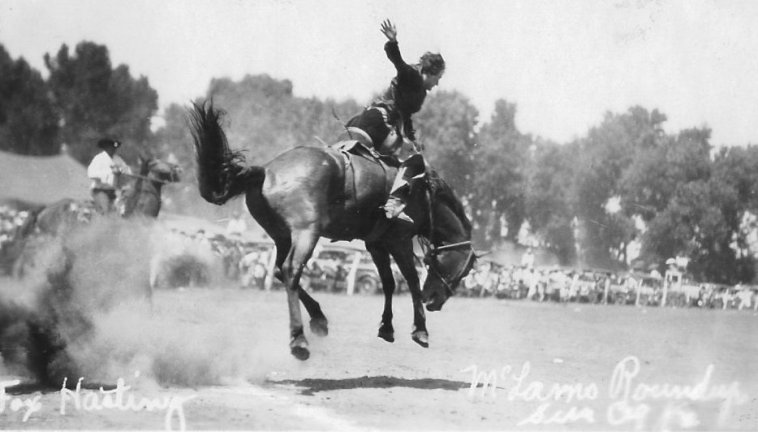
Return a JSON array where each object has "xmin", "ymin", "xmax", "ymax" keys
[{"xmin": 330, "ymin": 139, "xmax": 398, "ymax": 210}]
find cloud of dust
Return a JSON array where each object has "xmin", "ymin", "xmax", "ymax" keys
[
  {"xmin": 68, "ymin": 297, "xmax": 287, "ymax": 388},
  {"xmin": 149, "ymin": 227, "xmax": 222, "ymax": 289},
  {"xmin": 1, "ymin": 218, "xmax": 284, "ymax": 388}
]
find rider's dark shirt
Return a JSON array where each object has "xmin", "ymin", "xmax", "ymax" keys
[
  {"xmin": 381, "ymin": 40, "xmax": 427, "ymax": 142},
  {"xmin": 345, "ymin": 40, "xmax": 427, "ymax": 147}
]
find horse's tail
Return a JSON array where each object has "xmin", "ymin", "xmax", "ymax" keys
[{"xmin": 189, "ymin": 100, "xmax": 264, "ymax": 205}]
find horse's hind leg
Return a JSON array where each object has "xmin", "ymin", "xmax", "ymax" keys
[
  {"xmin": 366, "ymin": 243, "xmax": 396, "ymax": 343},
  {"xmin": 281, "ymin": 230, "xmax": 319, "ymax": 360},
  {"xmin": 271, "ymin": 238, "xmax": 328, "ymax": 337},
  {"xmin": 298, "ymin": 288, "xmax": 328, "ymax": 336}
]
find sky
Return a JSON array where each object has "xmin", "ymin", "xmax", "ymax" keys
[{"xmin": 2, "ymin": 0, "xmax": 758, "ymax": 146}]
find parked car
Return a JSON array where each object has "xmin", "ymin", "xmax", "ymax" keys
[
  {"xmin": 305, "ymin": 243, "xmax": 423, "ymax": 295},
  {"xmin": 629, "ymin": 273, "xmax": 663, "ymax": 306},
  {"xmin": 608, "ymin": 274, "xmax": 638, "ymax": 305}
]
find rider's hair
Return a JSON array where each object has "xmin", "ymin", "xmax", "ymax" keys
[{"xmin": 419, "ymin": 52, "xmax": 445, "ymax": 76}]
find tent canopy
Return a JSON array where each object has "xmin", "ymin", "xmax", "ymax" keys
[{"xmin": 0, "ymin": 150, "xmax": 90, "ymax": 206}]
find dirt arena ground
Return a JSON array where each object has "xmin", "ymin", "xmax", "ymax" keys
[{"xmin": 1, "ymin": 285, "xmax": 757, "ymax": 431}]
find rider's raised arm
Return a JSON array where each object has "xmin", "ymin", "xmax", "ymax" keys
[
  {"xmin": 380, "ymin": 19, "xmax": 397, "ymax": 42},
  {"xmin": 381, "ymin": 20, "xmax": 409, "ymax": 72},
  {"xmin": 384, "ymin": 40, "xmax": 406, "ymax": 71}
]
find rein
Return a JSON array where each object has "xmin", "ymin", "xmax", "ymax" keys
[
  {"xmin": 434, "ymin": 241, "xmax": 473, "ymax": 252},
  {"xmin": 121, "ymin": 172, "xmax": 172, "ymax": 184},
  {"xmin": 121, "ymin": 166, "xmax": 172, "ymax": 216}
]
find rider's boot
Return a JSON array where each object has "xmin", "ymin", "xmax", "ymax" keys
[
  {"xmin": 384, "ymin": 194, "xmax": 413, "ymax": 223},
  {"xmin": 382, "ymin": 155, "xmax": 425, "ymax": 224}
]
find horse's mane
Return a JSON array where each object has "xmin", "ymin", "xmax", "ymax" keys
[{"xmin": 426, "ymin": 170, "xmax": 472, "ymax": 235}]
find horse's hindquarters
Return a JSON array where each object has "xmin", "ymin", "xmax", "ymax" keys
[{"xmin": 254, "ymin": 147, "xmax": 395, "ymax": 239}]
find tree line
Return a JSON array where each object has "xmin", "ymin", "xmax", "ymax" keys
[{"xmin": 3, "ymin": 40, "xmax": 758, "ymax": 284}]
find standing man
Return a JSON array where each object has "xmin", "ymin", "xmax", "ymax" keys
[
  {"xmin": 226, "ymin": 211, "xmax": 248, "ymax": 237},
  {"xmin": 87, "ymin": 138, "xmax": 131, "ymax": 214},
  {"xmin": 521, "ymin": 247, "xmax": 535, "ymax": 269}
]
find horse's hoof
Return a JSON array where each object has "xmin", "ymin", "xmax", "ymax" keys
[
  {"xmin": 378, "ymin": 324, "xmax": 395, "ymax": 343},
  {"xmin": 310, "ymin": 317, "xmax": 329, "ymax": 337},
  {"xmin": 291, "ymin": 346, "xmax": 310, "ymax": 361},
  {"xmin": 412, "ymin": 330, "xmax": 429, "ymax": 348}
]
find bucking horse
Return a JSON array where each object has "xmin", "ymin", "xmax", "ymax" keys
[{"xmin": 190, "ymin": 101, "xmax": 475, "ymax": 360}]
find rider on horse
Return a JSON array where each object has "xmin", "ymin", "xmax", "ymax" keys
[
  {"xmin": 87, "ymin": 138, "xmax": 132, "ymax": 215},
  {"xmin": 346, "ymin": 19, "xmax": 446, "ymax": 224}
]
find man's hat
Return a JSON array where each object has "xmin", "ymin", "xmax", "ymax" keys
[{"xmin": 97, "ymin": 138, "xmax": 120, "ymax": 149}]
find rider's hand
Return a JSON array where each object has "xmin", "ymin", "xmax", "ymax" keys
[
  {"xmin": 380, "ymin": 19, "xmax": 397, "ymax": 42},
  {"xmin": 404, "ymin": 138, "xmax": 423, "ymax": 153}
]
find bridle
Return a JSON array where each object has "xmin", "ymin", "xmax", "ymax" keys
[
  {"xmin": 121, "ymin": 163, "xmax": 178, "ymax": 185},
  {"xmin": 121, "ymin": 161, "xmax": 179, "ymax": 208},
  {"xmin": 418, "ymin": 183, "xmax": 476, "ymax": 297},
  {"xmin": 421, "ymin": 239, "xmax": 476, "ymax": 297}
]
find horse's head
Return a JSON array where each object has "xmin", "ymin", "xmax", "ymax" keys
[
  {"xmin": 421, "ymin": 241, "xmax": 476, "ymax": 311},
  {"xmin": 121, "ymin": 156, "xmax": 181, "ymax": 218},
  {"xmin": 147, "ymin": 158, "xmax": 181, "ymax": 184},
  {"xmin": 417, "ymin": 173, "xmax": 476, "ymax": 311}
]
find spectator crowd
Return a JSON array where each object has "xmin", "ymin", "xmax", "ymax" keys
[
  {"xmin": 3, "ymin": 202, "xmax": 757, "ymax": 312},
  {"xmin": 188, "ymin": 227, "xmax": 758, "ymax": 312},
  {"xmin": 0, "ymin": 205, "xmax": 33, "ymax": 274},
  {"xmin": 0, "ymin": 205, "xmax": 29, "ymax": 249},
  {"xmin": 459, "ymin": 257, "xmax": 758, "ymax": 311},
  {"xmin": 170, "ymin": 227, "xmax": 274, "ymax": 290}
]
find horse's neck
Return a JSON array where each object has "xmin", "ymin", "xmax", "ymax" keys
[
  {"xmin": 140, "ymin": 178, "xmax": 162, "ymax": 194},
  {"xmin": 122, "ymin": 176, "xmax": 161, "ymax": 217},
  {"xmin": 135, "ymin": 179, "xmax": 162, "ymax": 216},
  {"xmin": 429, "ymin": 201, "xmax": 470, "ymax": 245}
]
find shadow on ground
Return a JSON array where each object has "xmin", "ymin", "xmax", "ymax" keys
[
  {"xmin": 5, "ymin": 380, "xmax": 116, "ymax": 395},
  {"xmin": 267, "ymin": 376, "xmax": 472, "ymax": 396}
]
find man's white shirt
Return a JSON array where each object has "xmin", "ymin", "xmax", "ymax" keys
[{"xmin": 87, "ymin": 151, "xmax": 131, "ymax": 190}]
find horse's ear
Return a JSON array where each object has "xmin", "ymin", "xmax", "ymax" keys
[
  {"xmin": 138, "ymin": 149, "xmax": 149, "ymax": 162},
  {"xmin": 134, "ymin": 155, "xmax": 149, "ymax": 175}
]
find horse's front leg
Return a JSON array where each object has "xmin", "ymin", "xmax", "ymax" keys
[
  {"xmin": 280, "ymin": 230, "xmax": 319, "ymax": 360},
  {"xmin": 390, "ymin": 242, "xmax": 428, "ymax": 348},
  {"xmin": 367, "ymin": 243, "xmax": 396, "ymax": 342}
]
